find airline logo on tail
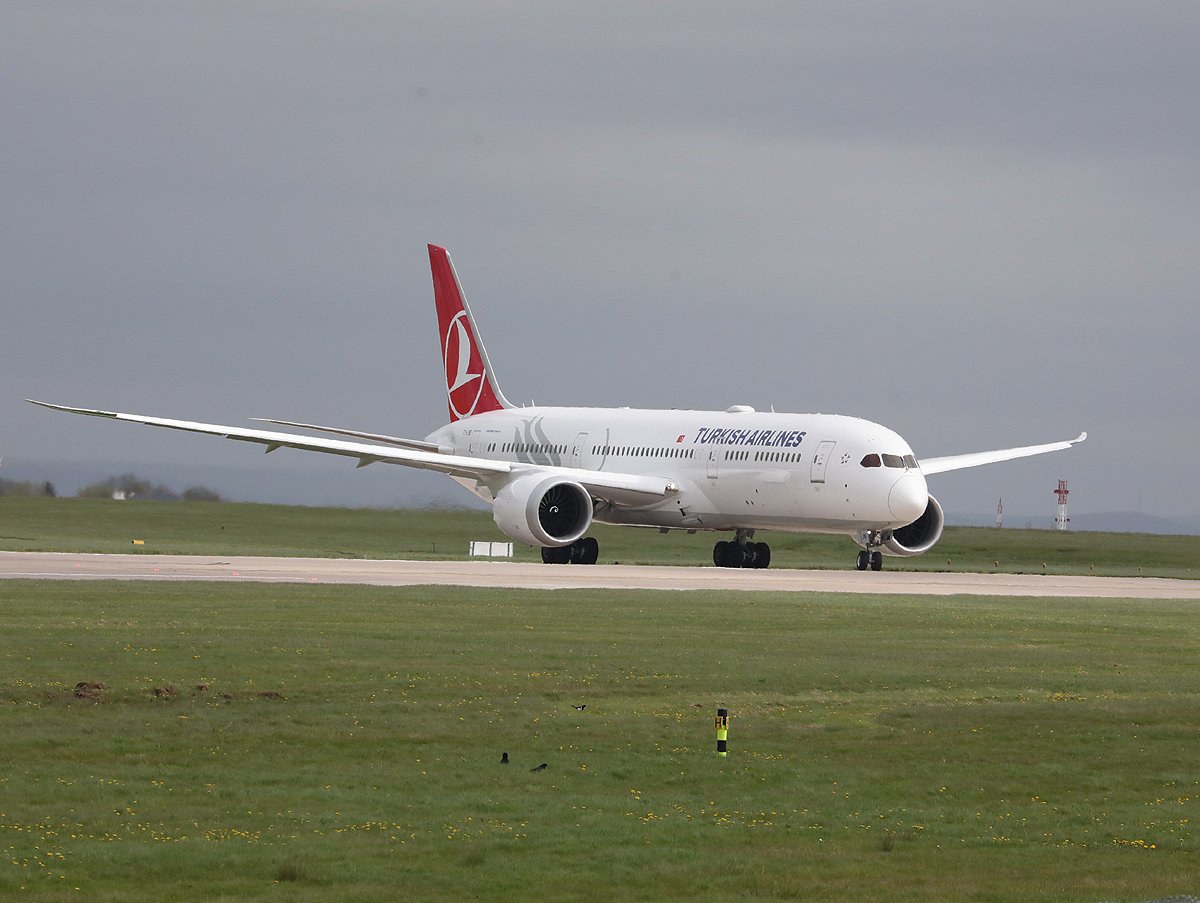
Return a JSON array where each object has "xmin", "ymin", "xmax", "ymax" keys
[
  {"xmin": 429, "ymin": 244, "xmax": 509, "ymax": 422},
  {"xmin": 444, "ymin": 310, "xmax": 485, "ymax": 420}
]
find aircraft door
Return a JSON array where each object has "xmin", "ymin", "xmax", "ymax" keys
[
  {"xmin": 571, "ymin": 432, "xmax": 588, "ymax": 469},
  {"xmin": 810, "ymin": 440, "xmax": 836, "ymax": 483},
  {"xmin": 707, "ymin": 449, "xmax": 719, "ymax": 479}
]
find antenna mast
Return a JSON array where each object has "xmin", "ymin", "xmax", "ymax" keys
[{"xmin": 1053, "ymin": 480, "xmax": 1070, "ymax": 530}]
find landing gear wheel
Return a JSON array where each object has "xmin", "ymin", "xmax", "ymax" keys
[
  {"xmin": 547, "ymin": 537, "xmax": 600, "ymax": 565},
  {"xmin": 713, "ymin": 540, "xmax": 743, "ymax": 568},
  {"xmin": 753, "ymin": 542, "xmax": 771, "ymax": 569},
  {"xmin": 870, "ymin": 551, "xmax": 883, "ymax": 571},
  {"xmin": 579, "ymin": 536, "xmax": 599, "ymax": 565},
  {"xmin": 541, "ymin": 546, "xmax": 572, "ymax": 564},
  {"xmin": 856, "ymin": 550, "xmax": 870, "ymax": 571}
]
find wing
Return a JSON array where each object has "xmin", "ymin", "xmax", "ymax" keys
[
  {"xmin": 920, "ymin": 432, "xmax": 1087, "ymax": 476},
  {"xmin": 248, "ymin": 417, "xmax": 443, "ymax": 453},
  {"xmin": 27, "ymin": 400, "xmax": 675, "ymax": 505}
]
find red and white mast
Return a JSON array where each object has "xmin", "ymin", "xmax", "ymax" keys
[{"xmin": 1053, "ymin": 480, "xmax": 1070, "ymax": 530}]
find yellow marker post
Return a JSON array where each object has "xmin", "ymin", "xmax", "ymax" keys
[
  {"xmin": 715, "ymin": 707, "xmax": 729, "ymax": 757},
  {"xmin": 132, "ymin": 539, "xmax": 145, "ymax": 546}
]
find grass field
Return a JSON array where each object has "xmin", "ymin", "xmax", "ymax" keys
[
  {"xmin": 2, "ymin": 497, "xmax": 1197, "ymax": 577},
  {"xmin": 2, "ymin": 579, "xmax": 1198, "ymax": 901}
]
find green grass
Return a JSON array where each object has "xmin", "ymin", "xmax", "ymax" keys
[
  {"xmin": 2, "ymin": 580, "xmax": 1198, "ymax": 901},
  {"xmin": 2, "ymin": 497, "xmax": 1197, "ymax": 577}
]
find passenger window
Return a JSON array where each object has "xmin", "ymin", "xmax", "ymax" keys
[{"xmin": 860, "ymin": 454, "xmax": 881, "ymax": 468}]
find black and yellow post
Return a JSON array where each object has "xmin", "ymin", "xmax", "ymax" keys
[{"xmin": 715, "ymin": 707, "xmax": 729, "ymax": 757}]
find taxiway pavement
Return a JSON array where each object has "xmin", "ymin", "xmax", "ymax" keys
[{"xmin": 1, "ymin": 551, "xmax": 1197, "ymax": 598}]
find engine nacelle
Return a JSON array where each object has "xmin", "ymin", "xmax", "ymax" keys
[
  {"xmin": 880, "ymin": 494, "xmax": 944, "ymax": 556},
  {"xmin": 492, "ymin": 474, "xmax": 593, "ymax": 547}
]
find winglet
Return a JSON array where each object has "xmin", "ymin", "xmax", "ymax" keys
[{"xmin": 428, "ymin": 245, "xmax": 511, "ymax": 422}]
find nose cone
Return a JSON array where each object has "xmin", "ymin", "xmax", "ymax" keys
[{"xmin": 889, "ymin": 473, "xmax": 929, "ymax": 522}]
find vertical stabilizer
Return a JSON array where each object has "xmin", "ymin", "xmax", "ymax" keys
[{"xmin": 428, "ymin": 245, "xmax": 512, "ymax": 422}]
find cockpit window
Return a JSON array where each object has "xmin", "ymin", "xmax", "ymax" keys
[{"xmin": 864, "ymin": 452, "xmax": 919, "ymax": 469}]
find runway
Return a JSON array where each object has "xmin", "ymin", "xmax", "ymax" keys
[{"xmin": 1, "ymin": 551, "xmax": 1197, "ymax": 598}]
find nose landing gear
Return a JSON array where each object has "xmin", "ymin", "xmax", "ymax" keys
[{"xmin": 856, "ymin": 531, "xmax": 885, "ymax": 571}]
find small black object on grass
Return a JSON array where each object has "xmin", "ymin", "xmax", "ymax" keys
[
  {"xmin": 530, "ymin": 763, "xmax": 548, "ymax": 772},
  {"xmin": 572, "ymin": 704, "xmax": 586, "ymax": 710},
  {"xmin": 500, "ymin": 752, "xmax": 509, "ymax": 764}
]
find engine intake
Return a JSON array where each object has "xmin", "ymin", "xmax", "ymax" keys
[
  {"xmin": 492, "ymin": 474, "xmax": 593, "ymax": 547},
  {"xmin": 882, "ymin": 494, "xmax": 944, "ymax": 557}
]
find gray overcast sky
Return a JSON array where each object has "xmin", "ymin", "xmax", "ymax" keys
[{"xmin": 3, "ymin": 2, "xmax": 1197, "ymax": 519}]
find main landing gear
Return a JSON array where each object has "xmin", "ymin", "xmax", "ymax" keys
[
  {"xmin": 541, "ymin": 536, "xmax": 599, "ymax": 565},
  {"xmin": 713, "ymin": 529, "xmax": 771, "ymax": 569},
  {"xmin": 855, "ymin": 549, "xmax": 883, "ymax": 571}
]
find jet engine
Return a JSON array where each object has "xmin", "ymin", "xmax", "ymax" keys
[
  {"xmin": 492, "ymin": 473, "xmax": 593, "ymax": 547},
  {"xmin": 880, "ymin": 494, "xmax": 945, "ymax": 556}
]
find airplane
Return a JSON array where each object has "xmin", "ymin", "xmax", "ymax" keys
[{"xmin": 30, "ymin": 244, "xmax": 1086, "ymax": 571}]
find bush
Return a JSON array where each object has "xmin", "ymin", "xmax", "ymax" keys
[{"xmin": 182, "ymin": 486, "xmax": 222, "ymax": 502}]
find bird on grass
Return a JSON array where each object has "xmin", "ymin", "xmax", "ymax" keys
[
  {"xmin": 500, "ymin": 752, "xmax": 509, "ymax": 764},
  {"xmin": 530, "ymin": 763, "xmax": 548, "ymax": 772},
  {"xmin": 572, "ymin": 704, "xmax": 586, "ymax": 711}
]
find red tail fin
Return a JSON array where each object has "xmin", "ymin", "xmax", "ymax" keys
[{"xmin": 429, "ymin": 245, "xmax": 510, "ymax": 422}]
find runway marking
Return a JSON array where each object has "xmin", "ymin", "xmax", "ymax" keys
[{"xmin": 1, "ymin": 551, "xmax": 1198, "ymax": 598}]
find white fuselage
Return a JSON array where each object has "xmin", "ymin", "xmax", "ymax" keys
[{"xmin": 427, "ymin": 406, "xmax": 929, "ymax": 536}]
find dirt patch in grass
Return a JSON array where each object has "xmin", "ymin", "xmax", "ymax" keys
[{"xmin": 72, "ymin": 680, "xmax": 107, "ymax": 700}]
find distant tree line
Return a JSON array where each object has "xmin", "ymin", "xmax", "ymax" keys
[
  {"xmin": 77, "ymin": 473, "xmax": 179, "ymax": 500},
  {"xmin": 1, "ymin": 473, "xmax": 221, "ymax": 502},
  {"xmin": 0, "ymin": 479, "xmax": 56, "ymax": 498}
]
